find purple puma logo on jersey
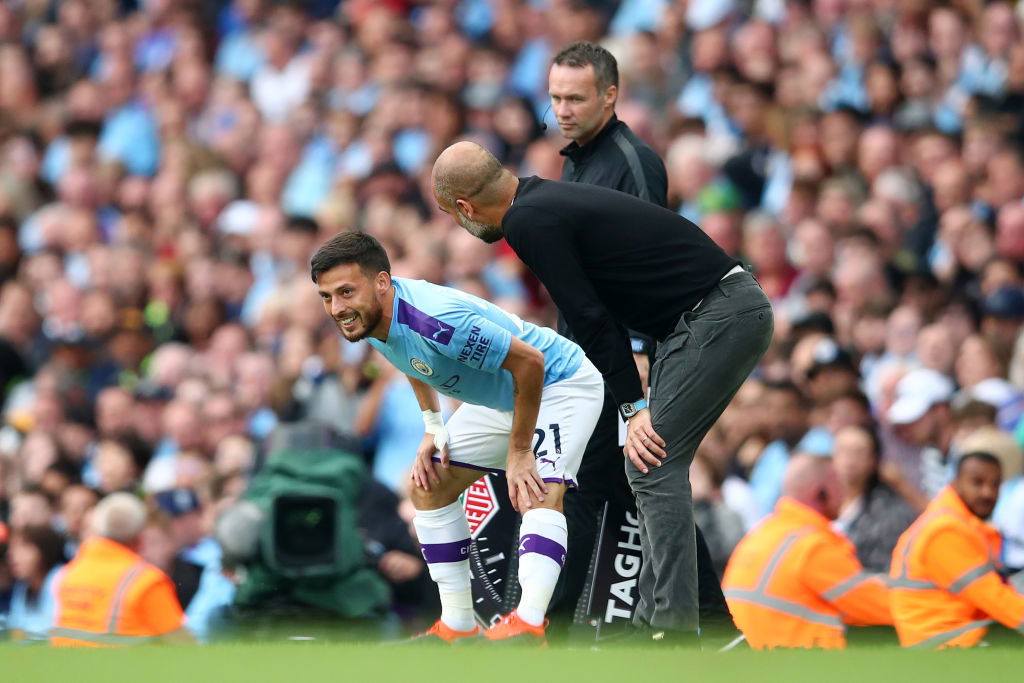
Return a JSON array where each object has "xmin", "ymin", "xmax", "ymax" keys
[
  {"xmin": 539, "ymin": 457, "xmax": 556, "ymax": 467},
  {"xmin": 397, "ymin": 300, "xmax": 454, "ymax": 344}
]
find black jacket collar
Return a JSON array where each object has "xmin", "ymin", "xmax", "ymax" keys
[{"xmin": 559, "ymin": 115, "xmax": 622, "ymax": 163}]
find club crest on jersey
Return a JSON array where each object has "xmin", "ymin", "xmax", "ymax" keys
[{"xmin": 411, "ymin": 358, "xmax": 434, "ymax": 376}]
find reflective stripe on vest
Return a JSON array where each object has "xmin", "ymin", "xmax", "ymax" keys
[
  {"xmin": 891, "ymin": 512, "xmax": 943, "ymax": 591},
  {"xmin": 908, "ymin": 619, "xmax": 993, "ymax": 650},
  {"xmin": 724, "ymin": 528, "xmax": 843, "ymax": 629},
  {"xmin": 107, "ymin": 561, "xmax": 146, "ymax": 632},
  {"xmin": 49, "ymin": 627, "xmax": 155, "ymax": 646},
  {"xmin": 893, "ymin": 511, "xmax": 997, "ymax": 594},
  {"xmin": 52, "ymin": 560, "xmax": 149, "ymax": 645},
  {"xmin": 821, "ymin": 571, "xmax": 876, "ymax": 602},
  {"xmin": 948, "ymin": 562, "xmax": 995, "ymax": 595}
]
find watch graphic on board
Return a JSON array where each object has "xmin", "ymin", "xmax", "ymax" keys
[{"xmin": 619, "ymin": 398, "xmax": 648, "ymax": 419}]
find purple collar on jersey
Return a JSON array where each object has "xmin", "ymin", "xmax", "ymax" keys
[{"xmin": 397, "ymin": 299, "xmax": 455, "ymax": 345}]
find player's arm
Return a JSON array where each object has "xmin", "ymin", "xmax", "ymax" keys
[
  {"xmin": 500, "ymin": 336, "xmax": 546, "ymax": 513},
  {"xmin": 407, "ymin": 375, "xmax": 448, "ymax": 491},
  {"xmin": 505, "ymin": 207, "xmax": 664, "ymax": 471},
  {"xmin": 925, "ymin": 528, "xmax": 1024, "ymax": 631},
  {"xmin": 803, "ymin": 539, "xmax": 892, "ymax": 626}
]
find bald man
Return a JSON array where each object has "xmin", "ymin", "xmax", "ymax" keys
[
  {"xmin": 431, "ymin": 142, "xmax": 774, "ymax": 642},
  {"xmin": 722, "ymin": 456, "xmax": 892, "ymax": 649},
  {"xmin": 52, "ymin": 493, "xmax": 193, "ymax": 646}
]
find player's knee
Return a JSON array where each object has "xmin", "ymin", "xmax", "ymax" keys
[
  {"xmin": 410, "ymin": 480, "xmax": 462, "ymax": 510},
  {"xmin": 534, "ymin": 484, "xmax": 567, "ymax": 512}
]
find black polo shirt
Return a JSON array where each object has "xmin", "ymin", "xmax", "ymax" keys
[
  {"xmin": 559, "ymin": 115, "xmax": 668, "ymax": 209},
  {"xmin": 503, "ymin": 176, "xmax": 739, "ymax": 404}
]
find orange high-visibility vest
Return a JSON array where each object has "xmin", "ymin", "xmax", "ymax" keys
[
  {"xmin": 51, "ymin": 537, "xmax": 185, "ymax": 647},
  {"xmin": 889, "ymin": 486, "xmax": 1024, "ymax": 649},
  {"xmin": 722, "ymin": 497, "xmax": 892, "ymax": 649}
]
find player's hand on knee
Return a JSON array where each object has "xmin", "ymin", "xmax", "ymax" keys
[
  {"xmin": 505, "ymin": 447, "xmax": 547, "ymax": 513},
  {"xmin": 411, "ymin": 433, "xmax": 444, "ymax": 490},
  {"xmin": 623, "ymin": 409, "xmax": 666, "ymax": 474}
]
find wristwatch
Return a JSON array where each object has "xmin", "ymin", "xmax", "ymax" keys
[{"xmin": 619, "ymin": 398, "xmax": 648, "ymax": 420}]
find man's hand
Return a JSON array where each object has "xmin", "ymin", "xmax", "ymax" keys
[
  {"xmin": 633, "ymin": 352, "xmax": 650, "ymax": 397},
  {"xmin": 378, "ymin": 550, "xmax": 425, "ymax": 582},
  {"xmin": 410, "ymin": 432, "xmax": 449, "ymax": 491},
  {"xmin": 624, "ymin": 408, "xmax": 666, "ymax": 474},
  {"xmin": 506, "ymin": 447, "xmax": 547, "ymax": 513}
]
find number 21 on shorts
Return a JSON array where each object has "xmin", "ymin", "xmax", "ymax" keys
[{"xmin": 532, "ymin": 424, "xmax": 562, "ymax": 457}]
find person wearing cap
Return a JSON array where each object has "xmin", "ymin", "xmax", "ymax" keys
[
  {"xmin": 890, "ymin": 451, "xmax": 1024, "ymax": 648},
  {"xmin": 51, "ymin": 493, "xmax": 192, "ymax": 646},
  {"xmin": 980, "ymin": 286, "xmax": 1024, "ymax": 351},
  {"xmin": 805, "ymin": 337, "xmax": 860, "ymax": 407},
  {"xmin": 888, "ymin": 368, "xmax": 957, "ymax": 499}
]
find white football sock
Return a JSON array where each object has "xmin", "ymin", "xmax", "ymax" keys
[
  {"xmin": 516, "ymin": 508, "xmax": 568, "ymax": 627},
  {"xmin": 413, "ymin": 501, "xmax": 475, "ymax": 632}
]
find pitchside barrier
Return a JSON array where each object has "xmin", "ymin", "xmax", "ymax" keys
[{"xmin": 463, "ymin": 472, "xmax": 642, "ymax": 640}]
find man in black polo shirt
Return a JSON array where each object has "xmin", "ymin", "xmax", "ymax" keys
[
  {"xmin": 431, "ymin": 142, "xmax": 773, "ymax": 644},
  {"xmin": 550, "ymin": 42, "xmax": 667, "ymax": 204},
  {"xmin": 547, "ymin": 41, "xmax": 736, "ymax": 640}
]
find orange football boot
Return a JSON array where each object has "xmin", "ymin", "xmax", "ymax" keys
[
  {"xmin": 482, "ymin": 611, "xmax": 548, "ymax": 645},
  {"xmin": 410, "ymin": 619, "xmax": 480, "ymax": 644}
]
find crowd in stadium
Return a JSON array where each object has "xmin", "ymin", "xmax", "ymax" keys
[{"xmin": 2, "ymin": 0, "xmax": 1024, "ymax": 648}]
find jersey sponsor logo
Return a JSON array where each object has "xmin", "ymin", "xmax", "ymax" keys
[
  {"xmin": 457, "ymin": 325, "xmax": 493, "ymax": 365},
  {"xmin": 464, "ymin": 476, "xmax": 499, "ymax": 539},
  {"xmin": 397, "ymin": 300, "xmax": 455, "ymax": 344},
  {"xmin": 410, "ymin": 358, "xmax": 433, "ymax": 376}
]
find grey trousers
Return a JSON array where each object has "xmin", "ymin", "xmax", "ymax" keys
[{"xmin": 628, "ymin": 270, "xmax": 773, "ymax": 632}]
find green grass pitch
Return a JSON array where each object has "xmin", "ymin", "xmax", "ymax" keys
[{"xmin": 7, "ymin": 641, "xmax": 1023, "ymax": 683}]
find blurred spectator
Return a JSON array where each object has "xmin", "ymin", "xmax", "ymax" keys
[
  {"xmin": 833, "ymin": 424, "xmax": 918, "ymax": 573},
  {"xmin": 748, "ymin": 381, "xmax": 810, "ymax": 517},
  {"xmin": 887, "ymin": 368, "xmax": 957, "ymax": 499},
  {"xmin": 56, "ymin": 484, "xmax": 98, "ymax": 557},
  {"xmin": 691, "ymin": 454, "xmax": 745, "ymax": 578},
  {"xmin": 0, "ymin": 0, "xmax": 1020, "ymax": 640},
  {"xmin": 4, "ymin": 524, "xmax": 64, "ymax": 641}
]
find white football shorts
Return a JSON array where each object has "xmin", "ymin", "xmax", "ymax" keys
[{"xmin": 434, "ymin": 357, "xmax": 604, "ymax": 487}]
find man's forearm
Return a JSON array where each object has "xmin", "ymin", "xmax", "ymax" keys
[
  {"xmin": 407, "ymin": 375, "xmax": 441, "ymax": 413},
  {"xmin": 507, "ymin": 357, "xmax": 544, "ymax": 452}
]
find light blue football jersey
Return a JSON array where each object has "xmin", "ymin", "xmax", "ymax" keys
[{"xmin": 366, "ymin": 277, "xmax": 584, "ymax": 411}]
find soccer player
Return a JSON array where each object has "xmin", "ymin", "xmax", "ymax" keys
[{"xmin": 311, "ymin": 232, "xmax": 603, "ymax": 643}]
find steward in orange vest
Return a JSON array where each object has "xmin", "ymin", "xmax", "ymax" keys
[
  {"xmin": 890, "ymin": 451, "xmax": 1024, "ymax": 649},
  {"xmin": 51, "ymin": 493, "xmax": 190, "ymax": 646},
  {"xmin": 723, "ymin": 455, "xmax": 892, "ymax": 649}
]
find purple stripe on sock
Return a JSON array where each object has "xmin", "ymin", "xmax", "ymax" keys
[
  {"xmin": 517, "ymin": 534, "xmax": 566, "ymax": 566},
  {"xmin": 420, "ymin": 538, "xmax": 471, "ymax": 564}
]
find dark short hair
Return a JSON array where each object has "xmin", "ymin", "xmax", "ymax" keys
[
  {"xmin": 763, "ymin": 380, "xmax": 808, "ymax": 407},
  {"xmin": 286, "ymin": 215, "xmax": 320, "ymax": 235},
  {"xmin": 956, "ymin": 450, "xmax": 1002, "ymax": 474},
  {"xmin": 310, "ymin": 231, "xmax": 391, "ymax": 283},
  {"xmin": 551, "ymin": 41, "xmax": 619, "ymax": 91}
]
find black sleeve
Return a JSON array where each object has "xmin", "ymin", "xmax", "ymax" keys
[
  {"xmin": 506, "ymin": 205, "xmax": 643, "ymax": 406},
  {"xmin": 637, "ymin": 146, "xmax": 669, "ymax": 209}
]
